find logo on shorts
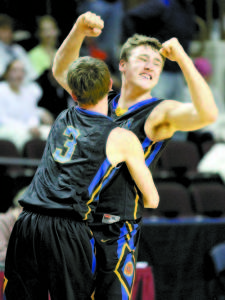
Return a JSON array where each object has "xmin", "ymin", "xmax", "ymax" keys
[
  {"xmin": 102, "ymin": 214, "xmax": 120, "ymax": 224},
  {"xmin": 124, "ymin": 261, "xmax": 134, "ymax": 277}
]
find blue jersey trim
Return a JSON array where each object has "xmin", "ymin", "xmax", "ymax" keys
[
  {"xmin": 145, "ymin": 141, "xmax": 164, "ymax": 167},
  {"xmin": 112, "ymin": 94, "xmax": 121, "ymax": 110},
  {"xmin": 112, "ymin": 94, "xmax": 159, "ymax": 114},
  {"xmin": 88, "ymin": 157, "xmax": 112, "ymax": 195},
  {"xmin": 128, "ymin": 98, "xmax": 159, "ymax": 112},
  {"xmin": 94, "ymin": 167, "xmax": 118, "ymax": 201},
  {"xmin": 142, "ymin": 136, "xmax": 152, "ymax": 150},
  {"xmin": 90, "ymin": 237, "xmax": 96, "ymax": 274},
  {"xmin": 76, "ymin": 106, "xmax": 113, "ymax": 120},
  {"xmin": 162, "ymin": 0, "xmax": 170, "ymax": 6}
]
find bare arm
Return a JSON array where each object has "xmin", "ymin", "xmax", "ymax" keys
[
  {"xmin": 145, "ymin": 38, "xmax": 218, "ymax": 141},
  {"xmin": 52, "ymin": 12, "xmax": 104, "ymax": 95},
  {"xmin": 107, "ymin": 128, "xmax": 159, "ymax": 208}
]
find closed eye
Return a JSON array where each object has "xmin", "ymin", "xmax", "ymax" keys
[{"xmin": 139, "ymin": 57, "xmax": 148, "ymax": 62}]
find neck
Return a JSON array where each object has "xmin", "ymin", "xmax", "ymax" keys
[
  {"xmin": 9, "ymin": 82, "xmax": 20, "ymax": 93},
  {"xmin": 41, "ymin": 40, "xmax": 56, "ymax": 50},
  {"xmin": 119, "ymin": 80, "xmax": 152, "ymax": 109},
  {"xmin": 79, "ymin": 96, "xmax": 108, "ymax": 116}
]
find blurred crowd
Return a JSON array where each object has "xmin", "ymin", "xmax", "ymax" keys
[{"xmin": 0, "ymin": 0, "xmax": 224, "ymax": 152}]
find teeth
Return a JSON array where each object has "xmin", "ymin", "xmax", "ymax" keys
[{"xmin": 141, "ymin": 74, "xmax": 152, "ymax": 80}]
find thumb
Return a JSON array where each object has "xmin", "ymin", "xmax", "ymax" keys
[
  {"xmin": 92, "ymin": 27, "xmax": 102, "ymax": 36},
  {"xmin": 160, "ymin": 47, "xmax": 170, "ymax": 57}
]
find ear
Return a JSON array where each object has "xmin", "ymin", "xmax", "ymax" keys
[
  {"xmin": 109, "ymin": 78, "xmax": 113, "ymax": 90},
  {"xmin": 119, "ymin": 59, "xmax": 126, "ymax": 72},
  {"xmin": 71, "ymin": 92, "xmax": 78, "ymax": 102}
]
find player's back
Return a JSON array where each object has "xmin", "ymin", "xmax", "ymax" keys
[{"xmin": 19, "ymin": 106, "xmax": 118, "ymax": 222}]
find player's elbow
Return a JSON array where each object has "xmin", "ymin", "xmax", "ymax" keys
[
  {"xmin": 52, "ymin": 62, "xmax": 58, "ymax": 80},
  {"xmin": 151, "ymin": 195, "xmax": 160, "ymax": 209},
  {"xmin": 52, "ymin": 60, "xmax": 65, "ymax": 88},
  {"xmin": 52, "ymin": 56, "xmax": 62, "ymax": 82},
  {"xmin": 207, "ymin": 108, "xmax": 218, "ymax": 124},
  {"xmin": 202, "ymin": 105, "xmax": 219, "ymax": 125},
  {"xmin": 144, "ymin": 193, "xmax": 159, "ymax": 209}
]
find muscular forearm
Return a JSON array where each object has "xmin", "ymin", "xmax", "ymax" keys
[
  {"xmin": 52, "ymin": 12, "xmax": 104, "ymax": 95},
  {"xmin": 52, "ymin": 21, "xmax": 85, "ymax": 94},
  {"xmin": 178, "ymin": 54, "xmax": 218, "ymax": 123},
  {"xmin": 142, "ymin": 170, "xmax": 159, "ymax": 209},
  {"xmin": 128, "ymin": 162, "xmax": 159, "ymax": 209}
]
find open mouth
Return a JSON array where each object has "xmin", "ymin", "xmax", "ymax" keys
[{"xmin": 140, "ymin": 73, "xmax": 152, "ymax": 80}]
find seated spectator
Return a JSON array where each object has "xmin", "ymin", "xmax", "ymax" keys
[
  {"xmin": 0, "ymin": 59, "xmax": 53, "ymax": 153},
  {"xmin": 0, "ymin": 14, "xmax": 37, "ymax": 82},
  {"xmin": 0, "ymin": 187, "xmax": 26, "ymax": 268},
  {"xmin": 29, "ymin": 15, "xmax": 60, "ymax": 78},
  {"xmin": 183, "ymin": 57, "xmax": 225, "ymax": 142}
]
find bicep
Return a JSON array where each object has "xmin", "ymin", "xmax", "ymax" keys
[
  {"xmin": 145, "ymin": 101, "xmax": 210, "ymax": 140},
  {"xmin": 166, "ymin": 103, "xmax": 211, "ymax": 131}
]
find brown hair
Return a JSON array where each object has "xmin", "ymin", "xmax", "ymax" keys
[
  {"xmin": 120, "ymin": 34, "xmax": 165, "ymax": 63},
  {"xmin": 0, "ymin": 59, "xmax": 25, "ymax": 81},
  {"xmin": 67, "ymin": 56, "xmax": 111, "ymax": 106},
  {"xmin": 0, "ymin": 14, "xmax": 14, "ymax": 29}
]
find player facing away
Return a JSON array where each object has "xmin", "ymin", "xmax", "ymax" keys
[
  {"xmin": 3, "ymin": 56, "xmax": 159, "ymax": 300},
  {"xmin": 52, "ymin": 12, "xmax": 218, "ymax": 300}
]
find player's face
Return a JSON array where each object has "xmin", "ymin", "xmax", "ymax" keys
[{"xmin": 120, "ymin": 45, "xmax": 163, "ymax": 92}]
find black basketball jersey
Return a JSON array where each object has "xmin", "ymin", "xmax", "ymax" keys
[
  {"xmin": 93, "ymin": 91, "xmax": 170, "ymax": 222},
  {"xmin": 19, "ymin": 106, "xmax": 119, "ymax": 222}
]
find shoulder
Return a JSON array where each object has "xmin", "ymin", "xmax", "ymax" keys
[
  {"xmin": 149, "ymin": 99, "xmax": 185, "ymax": 116},
  {"xmin": 29, "ymin": 45, "xmax": 42, "ymax": 54},
  {"xmin": 0, "ymin": 81, "xmax": 7, "ymax": 90},
  {"xmin": 22, "ymin": 82, "xmax": 43, "ymax": 99},
  {"xmin": 153, "ymin": 99, "xmax": 181, "ymax": 109},
  {"xmin": 108, "ymin": 127, "xmax": 139, "ymax": 151},
  {"xmin": 29, "ymin": 46, "xmax": 46, "ymax": 58},
  {"xmin": 109, "ymin": 127, "xmax": 136, "ymax": 141},
  {"xmin": 0, "ymin": 82, "xmax": 10, "ymax": 97},
  {"xmin": 11, "ymin": 43, "xmax": 28, "ymax": 55},
  {"xmin": 106, "ymin": 127, "xmax": 140, "ymax": 166}
]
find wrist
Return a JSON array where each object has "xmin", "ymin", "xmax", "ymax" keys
[
  {"xmin": 177, "ymin": 54, "xmax": 193, "ymax": 70},
  {"xmin": 70, "ymin": 23, "xmax": 86, "ymax": 39}
]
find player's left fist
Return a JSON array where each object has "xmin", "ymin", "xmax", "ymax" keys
[{"xmin": 159, "ymin": 38, "xmax": 186, "ymax": 62}]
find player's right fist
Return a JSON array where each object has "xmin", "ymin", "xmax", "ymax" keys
[{"xmin": 76, "ymin": 11, "xmax": 104, "ymax": 37}]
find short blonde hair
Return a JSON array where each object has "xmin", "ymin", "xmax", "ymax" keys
[{"xmin": 120, "ymin": 34, "xmax": 165, "ymax": 64}]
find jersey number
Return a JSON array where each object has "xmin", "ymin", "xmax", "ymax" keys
[{"xmin": 53, "ymin": 126, "xmax": 80, "ymax": 163}]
